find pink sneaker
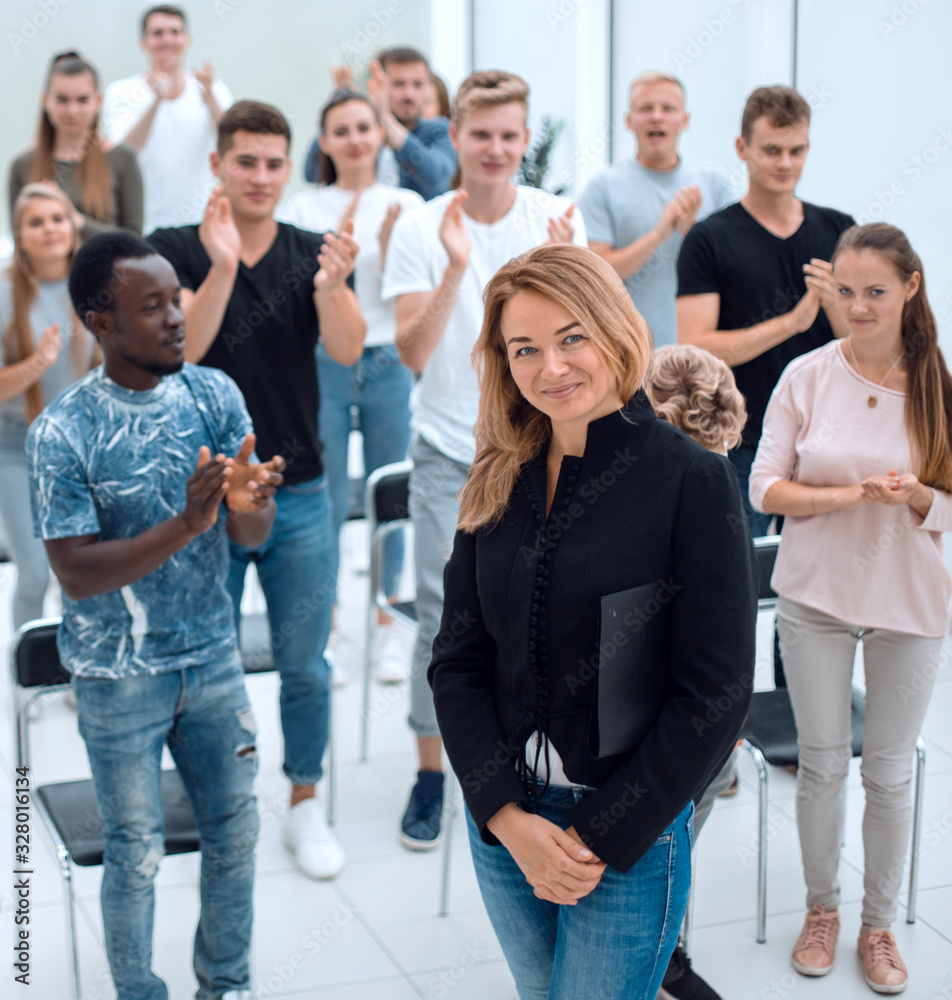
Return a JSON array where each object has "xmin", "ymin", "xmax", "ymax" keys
[
  {"xmin": 792, "ymin": 905, "xmax": 839, "ymax": 976},
  {"xmin": 858, "ymin": 927, "xmax": 907, "ymax": 994}
]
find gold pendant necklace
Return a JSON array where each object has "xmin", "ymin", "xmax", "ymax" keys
[{"xmin": 848, "ymin": 338, "xmax": 903, "ymax": 408}]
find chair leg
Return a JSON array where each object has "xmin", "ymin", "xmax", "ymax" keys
[
  {"xmin": 59, "ymin": 847, "xmax": 82, "ymax": 1000},
  {"xmin": 907, "ymin": 738, "xmax": 926, "ymax": 924},
  {"xmin": 327, "ymin": 685, "xmax": 337, "ymax": 827},
  {"xmin": 359, "ymin": 538, "xmax": 379, "ymax": 764},
  {"xmin": 743, "ymin": 740, "xmax": 769, "ymax": 944},
  {"xmin": 439, "ymin": 772, "xmax": 458, "ymax": 917}
]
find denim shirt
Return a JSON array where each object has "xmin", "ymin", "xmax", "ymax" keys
[{"xmin": 393, "ymin": 117, "xmax": 457, "ymax": 201}]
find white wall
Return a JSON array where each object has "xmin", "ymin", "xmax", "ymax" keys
[
  {"xmin": 471, "ymin": 0, "xmax": 607, "ymax": 198},
  {"xmin": 1, "ymin": 0, "xmax": 436, "ymax": 235},
  {"xmin": 6, "ymin": 0, "xmax": 951, "ymax": 327},
  {"xmin": 609, "ymin": 0, "xmax": 793, "ymax": 188},
  {"xmin": 795, "ymin": 0, "xmax": 952, "ymax": 342}
]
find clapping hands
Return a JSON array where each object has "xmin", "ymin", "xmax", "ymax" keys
[
  {"xmin": 199, "ymin": 188, "xmax": 241, "ymax": 274},
  {"xmin": 224, "ymin": 433, "xmax": 285, "ymax": 513},
  {"xmin": 314, "ymin": 218, "xmax": 359, "ymax": 293},
  {"xmin": 546, "ymin": 203, "xmax": 577, "ymax": 245}
]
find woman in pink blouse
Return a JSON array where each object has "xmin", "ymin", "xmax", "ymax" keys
[{"xmin": 750, "ymin": 223, "xmax": 952, "ymax": 995}]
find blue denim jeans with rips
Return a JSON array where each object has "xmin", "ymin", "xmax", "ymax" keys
[
  {"xmin": 227, "ymin": 475, "xmax": 335, "ymax": 785},
  {"xmin": 74, "ymin": 650, "xmax": 258, "ymax": 1000}
]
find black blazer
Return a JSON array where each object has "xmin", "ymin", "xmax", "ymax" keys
[{"xmin": 428, "ymin": 393, "xmax": 758, "ymax": 873}]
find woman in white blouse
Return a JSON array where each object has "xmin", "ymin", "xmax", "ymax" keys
[
  {"xmin": 283, "ymin": 89, "xmax": 422, "ymax": 682},
  {"xmin": 750, "ymin": 223, "xmax": 952, "ymax": 995}
]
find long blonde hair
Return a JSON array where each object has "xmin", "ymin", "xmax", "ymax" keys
[
  {"xmin": 4, "ymin": 184, "xmax": 85, "ymax": 422},
  {"xmin": 30, "ymin": 52, "xmax": 114, "ymax": 224},
  {"xmin": 458, "ymin": 244, "xmax": 653, "ymax": 532}
]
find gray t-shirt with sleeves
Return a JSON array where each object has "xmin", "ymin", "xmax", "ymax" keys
[
  {"xmin": 27, "ymin": 363, "xmax": 252, "ymax": 679},
  {"xmin": 578, "ymin": 155, "xmax": 734, "ymax": 347},
  {"xmin": 0, "ymin": 276, "xmax": 79, "ymax": 450}
]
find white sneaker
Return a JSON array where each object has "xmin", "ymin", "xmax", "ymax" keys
[
  {"xmin": 372, "ymin": 623, "xmax": 407, "ymax": 684},
  {"xmin": 325, "ymin": 631, "xmax": 349, "ymax": 688},
  {"xmin": 283, "ymin": 799, "xmax": 345, "ymax": 879},
  {"xmin": 221, "ymin": 992, "xmax": 252, "ymax": 1000}
]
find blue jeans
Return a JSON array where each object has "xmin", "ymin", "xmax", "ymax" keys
[
  {"xmin": 466, "ymin": 789, "xmax": 693, "ymax": 1000},
  {"xmin": 227, "ymin": 476, "xmax": 334, "ymax": 785},
  {"xmin": 317, "ymin": 343, "xmax": 412, "ymax": 600},
  {"xmin": 73, "ymin": 651, "xmax": 258, "ymax": 1000},
  {"xmin": 728, "ymin": 442, "xmax": 773, "ymax": 538}
]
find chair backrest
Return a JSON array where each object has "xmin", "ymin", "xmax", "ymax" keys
[
  {"xmin": 11, "ymin": 618, "xmax": 68, "ymax": 770},
  {"xmin": 753, "ymin": 535, "xmax": 779, "ymax": 606},
  {"xmin": 12, "ymin": 618, "xmax": 68, "ymax": 688},
  {"xmin": 365, "ymin": 460, "xmax": 413, "ymax": 533}
]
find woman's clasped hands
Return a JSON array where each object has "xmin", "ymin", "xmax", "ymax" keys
[
  {"xmin": 487, "ymin": 803, "xmax": 606, "ymax": 905},
  {"xmin": 860, "ymin": 469, "xmax": 934, "ymax": 515}
]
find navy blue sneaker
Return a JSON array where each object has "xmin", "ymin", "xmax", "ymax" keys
[{"xmin": 400, "ymin": 770, "xmax": 444, "ymax": 850}]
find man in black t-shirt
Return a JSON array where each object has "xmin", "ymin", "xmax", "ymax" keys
[
  {"xmin": 148, "ymin": 100, "xmax": 365, "ymax": 881},
  {"xmin": 677, "ymin": 86, "xmax": 855, "ymax": 536}
]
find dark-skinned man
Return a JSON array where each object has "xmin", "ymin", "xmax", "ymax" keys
[{"xmin": 27, "ymin": 230, "xmax": 283, "ymax": 1000}]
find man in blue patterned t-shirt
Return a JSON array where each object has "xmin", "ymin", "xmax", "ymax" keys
[{"xmin": 27, "ymin": 232, "xmax": 283, "ymax": 1000}]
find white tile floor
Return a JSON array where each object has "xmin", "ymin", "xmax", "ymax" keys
[{"xmin": 1, "ymin": 525, "xmax": 951, "ymax": 1000}]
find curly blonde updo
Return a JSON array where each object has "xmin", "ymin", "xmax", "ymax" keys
[{"xmin": 646, "ymin": 344, "xmax": 746, "ymax": 453}]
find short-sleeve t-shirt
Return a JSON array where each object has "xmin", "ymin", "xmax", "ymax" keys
[
  {"xmin": 103, "ymin": 73, "xmax": 233, "ymax": 232},
  {"xmin": 579, "ymin": 155, "xmax": 734, "ymax": 347},
  {"xmin": 677, "ymin": 201, "xmax": 855, "ymax": 446},
  {"xmin": 148, "ymin": 223, "xmax": 335, "ymax": 484},
  {"xmin": 27, "ymin": 364, "xmax": 251, "ymax": 679},
  {"xmin": 0, "ymin": 277, "xmax": 81, "ymax": 450},
  {"xmin": 281, "ymin": 182, "xmax": 423, "ymax": 347},
  {"xmin": 381, "ymin": 186, "xmax": 588, "ymax": 465}
]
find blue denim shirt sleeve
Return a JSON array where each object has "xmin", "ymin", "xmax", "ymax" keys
[
  {"xmin": 394, "ymin": 118, "xmax": 457, "ymax": 200},
  {"xmin": 303, "ymin": 136, "xmax": 321, "ymax": 184}
]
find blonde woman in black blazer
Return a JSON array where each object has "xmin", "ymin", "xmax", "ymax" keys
[{"xmin": 428, "ymin": 244, "xmax": 758, "ymax": 1000}]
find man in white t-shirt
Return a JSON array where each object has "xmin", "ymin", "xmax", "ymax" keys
[
  {"xmin": 579, "ymin": 71, "xmax": 733, "ymax": 347},
  {"xmin": 103, "ymin": 4, "xmax": 232, "ymax": 232},
  {"xmin": 381, "ymin": 70, "xmax": 587, "ymax": 851}
]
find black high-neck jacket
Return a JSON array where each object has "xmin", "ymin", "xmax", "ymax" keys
[{"xmin": 428, "ymin": 392, "xmax": 758, "ymax": 872}]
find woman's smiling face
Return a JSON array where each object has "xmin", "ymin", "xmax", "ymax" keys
[{"xmin": 502, "ymin": 289, "xmax": 622, "ymax": 434}]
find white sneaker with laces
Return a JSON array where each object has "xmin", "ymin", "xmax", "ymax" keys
[
  {"xmin": 372, "ymin": 623, "xmax": 407, "ymax": 684},
  {"xmin": 283, "ymin": 799, "xmax": 345, "ymax": 879},
  {"xmin": 221, "ymin": 992, "xmax": 252, "ymax": 1000}
]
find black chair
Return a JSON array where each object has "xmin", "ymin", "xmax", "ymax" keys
[
  {"xmin": 359, "ymin": 460, "xmax": 417, "ymax": 764},
  {"xmin": 11, "ymin": 619, "xmax": 201, "ymax": 1000},
  {"xmin": 740, "ymin": 537, "xmax": 926, "ymax": 943}
]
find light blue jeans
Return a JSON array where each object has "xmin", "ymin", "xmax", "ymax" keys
[
  {"xmin": 73, "ymin": 651, "xmax": 258, "ymax": 1000},
  {"xmin": 317, "ymin": 343, "xmax": 412, "ymax": 600},
  {"xmin": 467, "ymin": 787, "xmax": 693, "ymax": 1000},
  {"xmin": 227, "ymin": 475, "xmax": 334, "ymax": 785},
  {"xmin": 0, "ymin": 443, "xmax": 51, "ymax": 627}
]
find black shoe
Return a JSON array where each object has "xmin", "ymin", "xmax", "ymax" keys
[
  {"xmin": 399, "ymin": 770, "xmax": 444, "ymax": 850},
  {"xmin": 661, "ymin": 945, "xmax": 722, "ymax": 1000}
]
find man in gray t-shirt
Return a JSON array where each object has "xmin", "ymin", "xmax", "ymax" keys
[{"xmin": 579, "ymin": 71, "xmax": 733, "ymax": 347}]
